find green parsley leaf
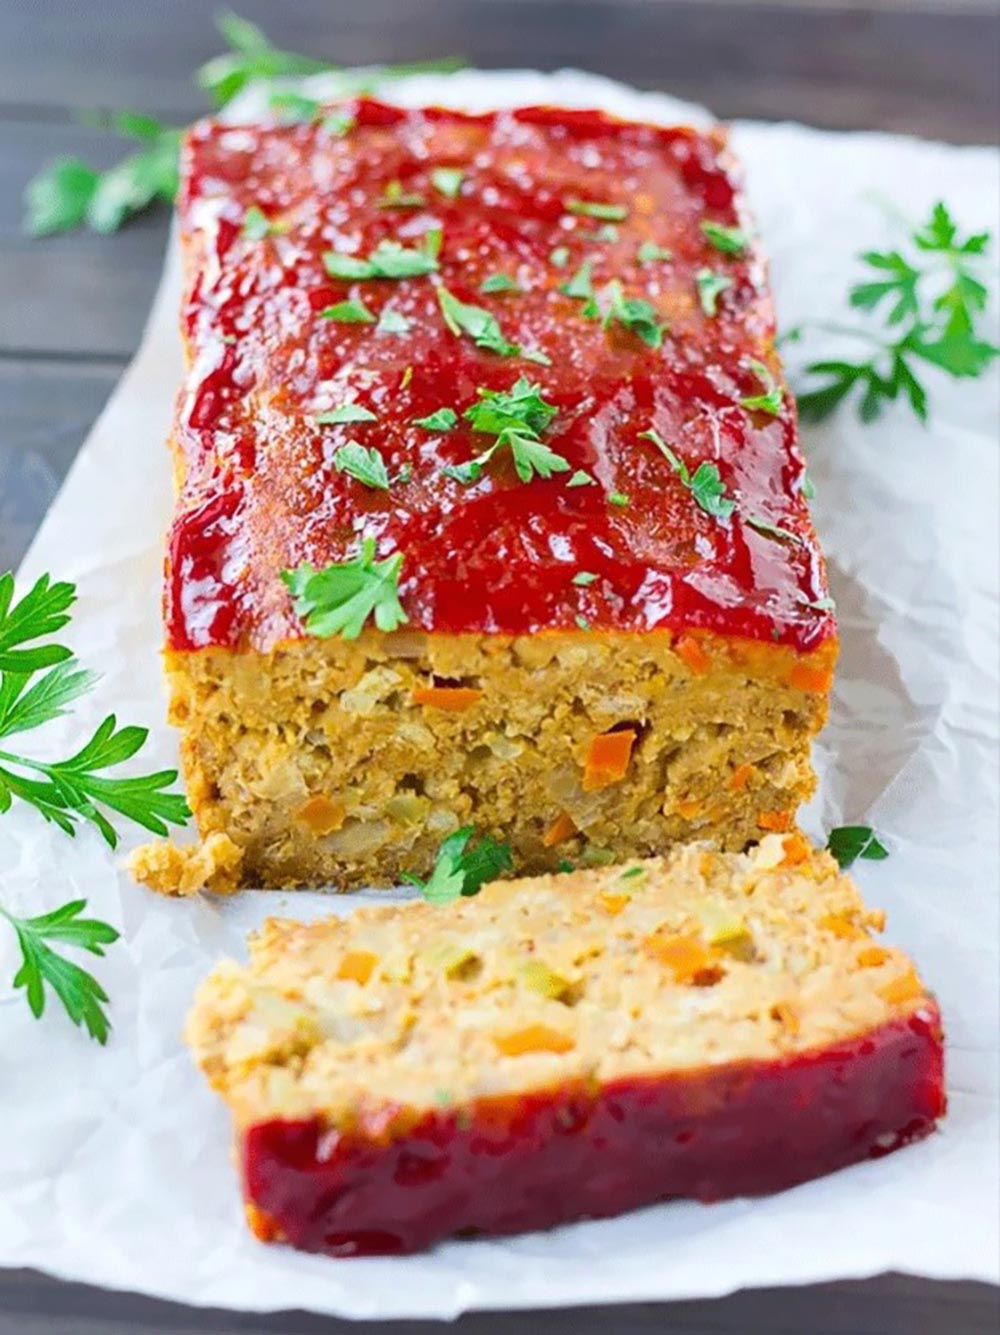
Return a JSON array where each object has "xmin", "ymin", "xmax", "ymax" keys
[
  {"xmin": 315, "ymin": 404, "xmax": 378, "ymax": 425},
  {"xmin": 850, "ymin": 250, "xmax": 921, "ymax": 325},
  {"xmin": 197, "ymin": 11, "xmax": 330, "ymax": 106},
  {"xmin": 447, "ymin": 378, "xmax": 569, "ymax": 485},
  {"xmin": 268, "ymin": 90, "xmax": 322, "ymax": 124},
  {"xmin": 745, "ymin": 514, "xmax": 801, "ymax": 544},
  {"xmin": 620, "ymin": 865, "xmax": 645, "ymax": 879},
  {"xmin": 504, "ymin": 433, "xmax": 573, "ymax": 484},
  {"xmin": 567, "ymin": 470, "xmax": 596, "ymax": 488},
  {"xmin": 637, "ymin": 240, "xmax": 673, "ymax": 264},
  {"xmin": 701, "ymin": 221, "xmax": 749, "ymax": 256},
  {"xmin": 323, "ymin": 236, "xmax": 439, "ymax": 281},
  {"xmin": 322, "ymin": 109, "xmax": 356, "ymax": 137},
  {"xmin": 826, "ymin": 825, "xmax": 889, "ymax": 870},
  {"xmin": 377, "ymin": 308, "xmax": 411, "ymax": 335},
  {"xmin": 560, "ymin": 259, "xmax": 594, "ymax": 302},
  {"xmin": 332, "ymin": 441, "xmax": 391, "ymax": 490},
  {"xmin": 437, "ymin": 286, "xmax": 549, "ymax": 363},
  {"xmin": 549, "ymin": 245, "xmax": 570, "ymax": 268},
  {"xmin": 696, "ymin": 268, "xmax": 733, "ymax": 317},
  {"xmin": 599, "ymin": 280, "xmax": 664, "ymax": 348},
  {"xmin": 282, "ymin": 538, "xmax": 407, "ymax": 640},
  {"xmin": 402, "ymin": 826, "xmax": 513, "ymax": 903},
  {"xmin": 639, "ymin": 429, "xmax": 735, "ymax": 521},
  {"xmin": 379, "ymin": 179, "xmax": 426, "ymax": 210},
  {"xmin": 23, "ymin": 157, "xmax": 99, "ymax": 237},
  {"xmin": 431, "ymin": 166, "xmax": 465, "ymax": 199},
  {"xmin": 412, "ymin": 408, "xmax": 458, "ymax": 432},
  {"xmin": 741, "ymin": 359, "xmax": 784, "ymax": 416},
  {"xmin": 0, "ymin": 572, "xmax": 75, "ymax": 674},
  {"xmin": 575, "ymin": 614, "xmax": 591, "ymax": 630},
  {"xmin": 565, "ymin": 198, "xmax": 628, "ymax": 222},
  {"xmin": 320, "ymin": 298, "xmax": 377, "ymax": 324},
  {"xmin": 242, "ymin": 205, "xmax": 287, "ymax": 240},
  {"xmin": 584, "ymin": 224, "xmax": 620, "ymax": 243},
  {"xmin": 479, "ymin": 274, "xmax": 522, "ymax": 294},
  {"xmin": 799, "ymin": 471, "xmax": 816, "ymax": 500},
  {"xmin": 608, "ymin": 491, "xmax": 629, "ymax": 508},
  {"xmin": 0, "ymin": 898, "xmax": 120, "ymax": 1043},
  {"xmin": 572, "ymin": 571, "xmax": 598, "ymax": 586}
]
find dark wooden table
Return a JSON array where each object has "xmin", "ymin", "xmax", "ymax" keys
[{"xmin": 2, "ymin": 1, "xmax": 998, "ymax": 1330}]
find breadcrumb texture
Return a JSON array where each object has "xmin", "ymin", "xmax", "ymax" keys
[
  {"xmin": 150, "ymin": 628, "xmax": 833, "ymax": 891},
  {"xmin": 186, "ymin": 838, "xmax": 944, "ymax": 1254}
]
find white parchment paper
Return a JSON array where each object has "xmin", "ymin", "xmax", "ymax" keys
[{"xmin": 1, "ymin": 70, "xmax": 998, "ymax": 1318}]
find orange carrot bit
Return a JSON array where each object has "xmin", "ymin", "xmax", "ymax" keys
[
  {"xmin": 494, "ymin": 1024, "xmax": 575, "ymax": 1056},
  {"xmin": 596, "ymin": 890, "xmax": 630, "ymax": 916},
  {"xmin": 781, "ymin": 832, "xmax": 811, "ymax": 867},
  {"xmin": 412, "ymin": 685, "xmax": 483, "ymax": 712},
  {"xmin": 758, "ymin": 808, "xmax": 792, "ymax": 833},
  {"xmin": 879, "ymin": 969, "xmax": 926, "ymax": 1005},
  {"xmin": 542, "ymin": 810, "xmax": 577, "ymax": 848},
  {"xmin": 295, "ymin": 794, "xmax": 346, "ymax": 836},
  {"xmin": 789, "ymin": 662, "xmax": 834, "ymax": 694},
  {"xmin": 337, "ymin": 950, "xmax": 379, "ymax": 985},
  {"xmin": 677, "ymin": 797, "xmax": 703, "ymax": 821},
  {"xmin": 858, "ymin": 945, "xmax": 891, "ymax": 968},
  {"xmin": 675, "ymin": 633, "xmax": 712, "ymax": 675},
  {"xmin": 581, "ymin": 729, "xmax": 637, "ymax": 792},
  {"xmin": 729, "ymin": 762, "xmax": 755, "ymax": 791},
  {"xmin": 644, "ymin": 933, "xmax": 722, "ymax": 985},
  {"xmin": 245, "ymin": 1202, "xmax": 283, "ymax": 1243},
  {"xmin": 819, "ymin": 913, "xmax": 866, "ymax": 941}
]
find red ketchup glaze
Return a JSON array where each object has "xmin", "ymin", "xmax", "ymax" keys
[
  {"xmin": 168, "ymin": 99, "xmax": 835, "ymax": 653},
  {"xmin": 241, "ymin": 1008, "xmax": 944, "ymax": 1256}
]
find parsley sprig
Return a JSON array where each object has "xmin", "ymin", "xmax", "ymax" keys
[
  {"xmin": 323, "ymin": 233, "xmax": 440, "ymax": 281},
  {"xmin": 403, "ymin": 827, "xmax": 513, "ymax": 903},
  {"xmin": 639, "ymin": 429, "xmax": 735, "ymax": 521},
  {"xmin": 0, "ymin": 899, "xmax": 119, "ymax": 1044},
  {"xmin": 443, "ymin": 378, "xmax": 570, "ymax": 485},
  {"xmin": 796, "ymin": 202, "xmax": 998, "ymax": 423},
  {"xmin": 827, "ymin": 825, "xmax": 889, "ymax": 869},
  {"xmin": 0, "ymin": 573, "xmax": 190, "ymax": 846},
  {"xmin": 437, "ymin": 287, "xmax": 550, "ymax": 364},
  {"xmin": 282, "ymin": 538, "xmax": 407, "ymax": 639}
]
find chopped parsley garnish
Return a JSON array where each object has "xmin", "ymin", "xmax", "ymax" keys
[
  {"xmin": 565, "ymin": 198, "xmax": 628, "ymax": 222},
  {"xmin": 379, "ymin": 179, "xmax": 426, "ymax": 209},
  {"xmin": 560, "ymin": 259, "xmax": 594, "ymax": 302},
  {"xmin": 323, "ymin": 236, "xmax": 439, "ymax": 281},
  {"xmin": 377, "ymin": 308, "xmax": 411, "ymax": 335},
  {"xmin": 572, "ymin": 571, "xmax": 598, "ymax": 586},
  {"xmin": 403, "ymin": 826, "xmax": 513, "ymax": 903},
  {"xmin": 566, "ymin": 470, "xmax": 596, "ymax": 488},
  {"xmin": 315, "ymin": 404, "xmax": 377, "ymax": 424},
  {"xmin": 583, "ymin": 224, "xmax": 621, "ymax": 243},
  {"xmin": 741, "ymin": 359, "xmax": 784, "ymax": 415},
  {"xmin": 412, "ymin": 407, "xmax": 458, "ymax": 432},
  {"xmin": 608, "ymin": 491, "xmax": 629, "ymax": 508},
  {"xmin": 639, "ymin": 428, "xmax": 735, "ymax": 521},
  {"xmin": 599, "ymin": 280, "xmax": 665, "ymax": 349},
  {"xmin": 437, "ymin": 286, "xmax": 550, "ymax": 364},
  {"xmin": 445, "ymin": 378, "xmax": 569, "ymax": 485},
  {"xmin": 637, "ymin": 240, "xmax": 673, "ymax": 264},
  {"xmin": 331, "ymin": 441, "xmax": 391, "ymax": 490},
  {"xmin": 575, "ymin": 615, "xmax": 591, "ymax": 630},
  {"xmin": 826, "ymin": 825, "xmax": 889, "ymax": 870},
  {"xmin": 320, "ymin": 297, "xmax": 376, "ymax": 324},
  {"xmin": 701, "ymin": 221, "xmax": 749, "ymax": 255},
  {"xmin": 268, "ymin": 90, "xmax": 321, "ymax": 124},
  {"xmin": 804, "ymin": 595, "xmax": 836, "ymax": 612},
  {"xmin": 696, "ymin": 268, "xmax": 733, "ymax": 317},
  {"xmin": 800, "ymin": 471, "xmax": 816, "ymax": 501},
  {"xmin": 796, "ymin": 201, "xmax": 999, "ymax": 423},
  {"xmin": 0, "ymin": 571, "xmax": 190, "ymax": 848},
  {"xmin": 322, "ymin": 110, "xmax": 356, "ymax": 137},
  {"xmin": 745, "ymin": 514, "xmax": 801, "ymax": 544},
  {"xmin": 282, "ymin": 538, "xmax": 407, "ymax": 639},
  {"xmin": 242, "ymin": 205, "xmax": 287, "ymax": 240},
  {"xmin": 549, "ymin": 245, "xmax": 570, "ymax": 268},
  {"xmin": 479, "ymin": 274, "xmax": 522, "ymax": 294},
  {"xmin": 431, "ymin": 166, "xmax": 464, "ymax": 199},
  {"xmin": 620, "ymin": 865, "xmax": 645, "ymax": 879}
]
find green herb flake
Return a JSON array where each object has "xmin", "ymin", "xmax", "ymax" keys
[
  {"xmin": 331, "ymin": 441, "xmax": 391, "ymax": 490},
  {"xmin": 437, "ymin": 286, "xmax": 549, "ymax": 364},
  {"xmin": 479, "ymin": 273, "xmax": 522, "ymax": 294},
  {"xmin": 321, "ymin": 109, "xmax": 356, "ymax": 137},
  {"xmin": 402, "ymin": 826, "xmax": 513, "ymax": 903},
  {"xmin": 745, "ymin": 514, "xmax": 802, "ymax": 544},
  {"xmin": 377, "ymin": 308, "xmax": 411, "ymax": 336},
  {"xmin": 826, "ymin": 825, "xmax": 889, "ymax": 870},
  {"xmin": 608, "ymin": 491, "xmax": 629, "ymax": 508},
  {"xmin": 599, "ymin": 280, "xmax": 664, "ymax": 349},
  {"xmin": 701, "ymin": 220, "xmax": 749, "ymax": 256},
  {"xmin": 379, "ymin": 179, "xmax": 426, "ymax": 210},
  {"xmin": 268, "ymin": 90, "xmax": 321, "ymax": 124},
  {"xmin": 565, "ymin": 198, "xmax": 628, "ymax": 222},
  {"xmin": 242, "ymin": 204, "xmax": 287, "ymax": 240},
  {"xmin": 572, "ymin": 571, "xmax": 598, "ymax": 586},
  {"xmin": 282, "ymin": 538, "xmax": 407, "ymax": 639},
  {"xmin": 637, "ymin": 240, "xmax": 673, "ymax": 264},
  {"xmin": 803, "ymin": 595, "xmax": 836, "ymax": 612},
  {"xmin": 549, "ymin": 245, "xmax": 570, "ymax": 268},
  {"xmin": 431, "ymin": 166, "xmax": 465, "ymax": 199},
  {"xmin": 695, "ymin": 268, "xmax": 733, "ymax": 317},
  {"xmin": 566, "ymin": 470, "xmax": 596, "ymax": 488},
  {"xmin": 447, "ymin": 378, "xmax": 569, "ymax": 485},
  {"xmin": 741, "ymin": 359, "xmax": 784, "ymax": 416},
  {"xmin": 620, "ymin": 865, "xmax": 645, "ymax": 880},
  {"xmin": 639, "ymin": 428, "xmax": 735, "ymax": 522},
  {"xmin": 575, "ymin": 615, "xmax": 591, "ymax": 631},
  {"xmin": 560, "ymin": 259, "xmax": 594, "ymax": 302},
  {"xmin": 314, "ymin": 404, "xmax": 377, "ymax": 425},
  {"xmin": 323, "ymin": 236, "xmax": 439, "ymax": 281},
  {"xmin": 800, "ymin": 471, "xmax": 816, "ymax": 501},
  {"xmin": 412, "ymin": 408, "xmax": 458, "ymax": 432},
  {"xmin": 320, "ymin": 298, "xmax": 377, "ymax": 324}
]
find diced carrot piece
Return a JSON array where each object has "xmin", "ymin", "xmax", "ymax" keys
[
  {"xmin": 789, "ymin": 663, "xmax": 834, "ymax": 694},
  {"xmin": 581, "ymin": 729, "xmax": 637, "ymax": 792},
  {"xmin": 644, "ymin": 933, "xmax": 721, "ymax": 984},
  {"xmin": 820, "ymin": 913, "xmax": 866, "ymax": 941},
  {"xmin": 542, "ymin": 810, "xmax": 577, "ymax": 847},
  {"xmin": 596, "ymin": 890, "xmax": 630, "ymax": 916},
  {"xmin": 245, "ymin": 1202, "xmax": 282, "ymax": 1243},
  {"xmin": 677, "ymin": 798, "xmax": 703, "ymax": 821},
  {"xmin": 758, "ymin": 808, "xmax": 792, "ymax": 833},
  {"xmin": 412, "ymin": 685, "xmax": 483, "ymax": 711},
  {"xmin": 771, "ymin": 1001, "xmax": 800, "ymax": 1035},
  {"xmin": 675, "ymin": 633, "xmax": 712, "ymax": 675},
  {"xmin": 494, "ymin": 1024, "xmax": 575, "ymax": 1056},
  {"xmin": 729, "ymin": 762, "xmax": 755, "ymax": 791},
  {"xmin": 781, "ymin": 832, "xmax": 811, "ymax": 866},
  {"xmin": 337, "ymin": 950, "xmax": 379, "ymax": 985},
  {"xmin": 858, "ymin": 945, "xmax": 890, "ymax": 968},
  {"xmin": 295, "ymin": 794, "xmax": 346, "ymax": 836},
  {"xmin": 879, "ymin": 969, "xmax": 925, "ymax": 1005}
]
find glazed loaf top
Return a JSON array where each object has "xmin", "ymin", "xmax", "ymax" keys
[
  {"xmin": 168, "ymin": 99, "xmax": 834, "ymax": 654},
  {"xmin": 186, "ymin": 836, "xmax": 935, "ymax": 1129}
]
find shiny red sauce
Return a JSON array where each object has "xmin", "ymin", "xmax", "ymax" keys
[
  {"xmin": 242, "ymin": 1008, "xmax": 944, "ymax": 1256},
  {"xmin": 168, "ymin": 99, "xmax": 835, "ymax": 653}
]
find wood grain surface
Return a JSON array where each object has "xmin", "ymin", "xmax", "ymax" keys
[{"xmin": 1, "ymin": 1, "xmax": 998, "ymax": 1330}]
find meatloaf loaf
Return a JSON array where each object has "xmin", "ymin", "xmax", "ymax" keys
[
  {"xmin": 135, "ymin": 97, "xmax": 837, "ymax": 893},
  {"xmin": 186, "ymin": 835, "xmax": 945, "ymax": 1255}
]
